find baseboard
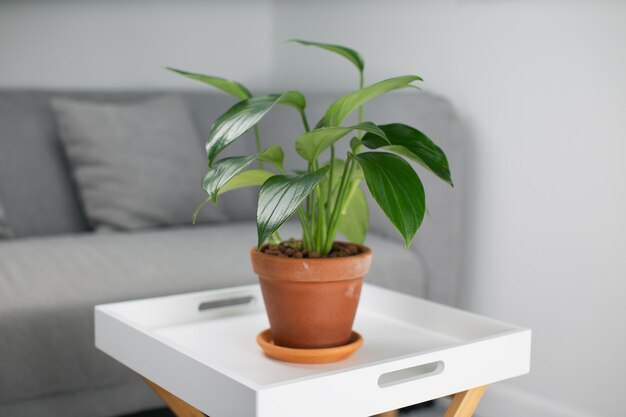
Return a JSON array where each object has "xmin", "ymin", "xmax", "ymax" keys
[{"xmin": 477, "ymin": 383, "xmax": 598, "ymax": 417}]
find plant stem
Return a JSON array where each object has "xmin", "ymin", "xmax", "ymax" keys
[
  {"xmin": 357, "ymin": 71, "xmax": 364, "ymax": 138},
  {"xmin": 323, "ymin": 153, "xmax": 355, "ymax": 254},
  {"xmin": 311, "ymin": 181, "xmax": 318, "ymax": 248},
  {"xmin": 297, "ymin": 207, "xmax": 313, "ymax": 248},
  {"xmin": 306, "ymin": 162, "xmax": 313, "ymax": 223},
  {"xmin": 269, "ymin": 231, "xmax": 282, "ymax": 245},
  {"xmin": 254, "ymin": 125, "xmax": 263, "ymax": 169},
  {"xmin": 300, "ymin": 110, "xmax": 311, "ymax": 132},
  {"xmin": 312, "ymin": 160, "xmax": 326, "ymax": 252},
  {"xmin": 326, "ymin": 145, "xmax": 335, "ymax": 218},
  {"xmin": 300, "ymin": 110, "xmax": 314, "ymax": 249},
  {"xmin": 341, "ymin": 179, "xmax": 361, "ymax": 218}
]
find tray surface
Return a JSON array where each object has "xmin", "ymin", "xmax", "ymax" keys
[
  {"xmin": 154, "ymin": 310, "xmax": 459, "ymax": 386},
  {"xmin": 98, "ymin": 284, "xmax": 524, "ymax": 387}
]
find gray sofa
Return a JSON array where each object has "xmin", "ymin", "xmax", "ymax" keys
[{"xmin": 0, "ymin": 89, "xmax": 465, "ymax": 417}]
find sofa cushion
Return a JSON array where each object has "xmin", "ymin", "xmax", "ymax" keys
[
  {"xmin": 0, "ymin": 90, "xmax": 258, "ymax": 238},
  {"xmin": 0, "ymin": 223, "xmax": 425, "ymax": 407},
  {"xmin": 50, "ymin": 96, "xmax": 224, "ymax": 230},
  {"xmin": 0, "ymin": 91, "xmax": 90, "ymax": 237}
]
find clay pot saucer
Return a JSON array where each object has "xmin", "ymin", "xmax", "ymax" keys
[{"xmin": 256, "ymin": 328, "xmax": 363, "ymax": 364}]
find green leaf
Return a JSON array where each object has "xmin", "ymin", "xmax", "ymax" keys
[
  {"xmin": 277, "ymin": 91, "xmax": 307, "ymax": 110},
  {"xmin": 202, "ymin": 145, "xmax": 284, "ymax": 202},
  {"xmin": 361, "ymin": 123, "xmax": 453, "ymax": 186},
  {"xmin": 166, "ymin": 67, "xmax": 251, "ymax": 100},
  {"xmin": 219, "ymin": 169, "xmax": 275, "ymax": 195},
  {"xmin": 207, "ymin": 91, "xmax": 306, "ymax": 165},
  {"xmin": 194, "ymin": 169, "xmax": 275, "ymax": 224},
  {"xmin": 349, "ymin": 136, "xmax": 361, "ymax": 152},
  {"xmin": 257, "ymin": 167, "xmax": 329, "ymax": 247},
  {"xmin": 355, "ymin": 152, "xmax": 425, "ymax": 248},
  {"xmin": 202, "ymin": 155, "xmax": 256, "ymax": 203},
  {"xmin": 323, "ymin": 75, "xmax": 422, "ymax": 127},
  {"xmin": 257, "ymin": 144, "xmax": 285, "ymax": 171},
  {"xmin": 289, "ymin": 39, "xmax": 364, "ymax": 72},
  {"xmin": 295, "ymin": 122, "xmax": 387, "ymax": 162},
  {"xmin": 337, "ymin": 184, "xmax": 368, "ymax": 244}
]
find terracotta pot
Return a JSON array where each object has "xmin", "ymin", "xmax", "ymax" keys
[{"xmin": 250, "ymin": 243, "xmax": 372, "ymax": 349}]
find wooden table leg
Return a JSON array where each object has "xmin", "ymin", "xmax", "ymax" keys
[
  {"xmin": 375, "ymin": 385, "xmax": 486, "ymax": 417},
  {"xmin": 145, "ymin": 376, "xmax": 484, "ymax": 417},
  {"xmin": 443, "ymin": 386, "xmax": 487, "ymax": 417},
  {"xmin": 374, "ymin": 411, "xmax": 400, "ymax": 417},
  {"xmin": 144, "ymin": 378, "xmax": 206, "ymax": 417}
]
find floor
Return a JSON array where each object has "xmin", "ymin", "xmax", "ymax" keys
[{"xmin": 121, "ymin": 401, "xmax": 449, "ymax": 417}]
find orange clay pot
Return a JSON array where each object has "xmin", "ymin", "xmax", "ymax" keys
[{"xmin": 250, "ymin": 243, "xmax": 372, "ymax": 349}]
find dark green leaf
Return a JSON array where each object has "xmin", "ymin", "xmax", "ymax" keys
[
  {"xmin": 289, "ymin": 39, "xmax": 364, "ymax": 72},
  {"xmin": 323, "ymin": 76, "xmax": 422, "ymax": 126},
  {"xmin": 295, "ymin": 122, "xmax": 387, "ymax": 162},
  {"xmin": 166, "ymin": 67, "xmax": 251, "ymax": 99},
  {"xmin": 202, "ymin": 145, "xmax": 284, "ymax": 202},
  {"xmin": 257, "ymin": 167, "xmax": 329, "ymax": 247},
  {"xmin": 337, "ymin": 183, "xmax": 368, "ymax": 244},
  {"xmin": 362, "ymin": 123, "xmax": 453, "ymax": 186},
  {"xmin": 207, "ymin": 91, "xmax": 306, "ymax": 165},
  {"xmin": 355, "ymin": 152, "xmax": 425, "ymax": 248}
]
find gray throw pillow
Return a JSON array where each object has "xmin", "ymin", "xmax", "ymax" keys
[
  {"xmin": 0, "ymin": 196, "xmax": 12, "ymax": 239},
  {"xmin": 50, "ymin": 96, "xmax": 224, "ymax": 231}
]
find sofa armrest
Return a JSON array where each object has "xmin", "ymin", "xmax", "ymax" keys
[
  {"xmin": 367, "ymin": 185, "xmax": 461, "ymax": 306},
  {"xmin": 362, "ymin": 93, "xmax": 467, "ymax": 307}
]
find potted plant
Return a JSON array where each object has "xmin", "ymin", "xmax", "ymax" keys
[{"xmin": 168, "ymin": 40, "xmax": 452, "ymax": 352}]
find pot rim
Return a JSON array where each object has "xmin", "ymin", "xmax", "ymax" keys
[{"xmin": 250, "ymin": 241, "xmax": 373, "ymax": 282}]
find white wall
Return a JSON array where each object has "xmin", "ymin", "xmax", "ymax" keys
[
  {"xmin": 0, "ymin": 0, "xmax": 274, "ymax": 91},
  {"xmin": 272, "ymin": 1, "xmax": 626, "ymax": 417},
  {"xmin": 1, "ymin": 1, "xmax": 625, "ymax": 416}
]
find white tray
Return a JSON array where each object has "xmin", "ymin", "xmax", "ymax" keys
[{"xmin": 95, "ymin": 284, "xmax": 531, "ymax": 417}]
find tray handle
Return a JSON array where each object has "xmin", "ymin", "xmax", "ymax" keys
[
  {"xmin": 198, "ymin": 295, "xmax": 255, "ymax": 312},
  {"xmin": 377, "ymin": 360, "xmax": 444, "ymax": 388}
]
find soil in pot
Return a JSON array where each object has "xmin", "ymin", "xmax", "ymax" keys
[
  {"xmin": 261, "ymin": 239, "xmax": 362, "ymax": 258},
  {"xmin": 251, "ymin": 242, "xmax": 372, "ymax": 349}
]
